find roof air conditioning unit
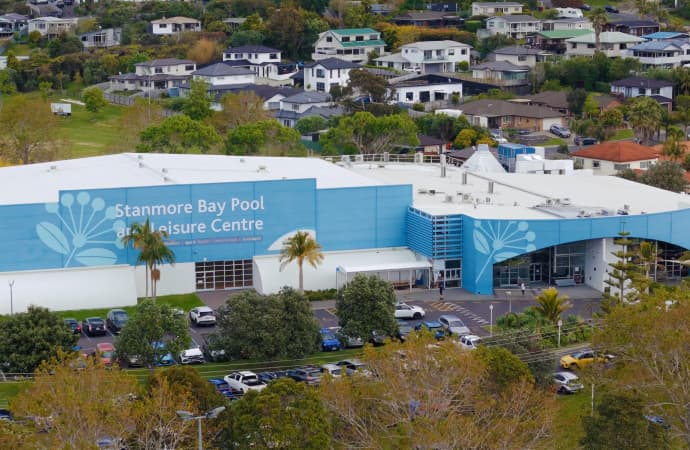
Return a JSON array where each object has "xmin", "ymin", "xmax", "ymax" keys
[
  {"xmin": 240, "ymin": 158, "xmax": 245, "ymax": 163},
  {"xmin": 623, "ymin": 204, "xmax": 630, "ymax": 211},
  {"xmin": 462, "ymin": 193, "xmax": 472, "ymax": 202},
  {"xmin": 138, "ymin": 162, "xmax": 144, "ymax": 168},
  {"xmin": 418, "ymin": 188, "xmax": 428, "ymax": 194},
  {"xmin": 162, "ymin": 168, "xmax": 168, "ymax": 173},
  {"xmin": 428, "ymin": 189, "xmax": 436, "ymax": 195},
  {"xmin": 444, "ymin": 194, "xmax": 453, "ymax": 203},
  {"xmin": 561, "ymin": 198, "xmax": 571, "ymax": 205},
  {"xmin": 257, "ymin": 165, "xmax": 267, "ymax": 172}
]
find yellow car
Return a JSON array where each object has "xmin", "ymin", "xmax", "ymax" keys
[{"xmin": 560, "ymin": 350, "xmax": 610, "ymax": 370}]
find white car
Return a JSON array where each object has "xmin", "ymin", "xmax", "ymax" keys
[
  {"xmin": 179, "ymin": 348, "xmax": 205, "ymax": 365},
  {"xmin": 394, "ymin": 303, "xmax": 426, "ymax": 320},
  {"xmin": 553, "ymin": 371, "xmax": 584, "ymax": 394},
  {"xmin": 458, "ymin": 334, "xmax": 481, "ymax": 350},
  {"xmin": 320, "ymin": 363, "xmax": 343, "ymax": 378},
  {"xmin": 189, "ymin": 306, "xmax": 216, "ymax": 326},
  {"xmin": 224, "ymin": 371, "xmax": 267, "ymax": 393}
]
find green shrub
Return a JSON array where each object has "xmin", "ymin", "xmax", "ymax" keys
[
  {"xmin": 465, "ymin": 20, "xmax": 481, "ymax": 32},
  {"xmin": 303, "ymin": 289, "xmax": 337, "ymax": 302},
  {"xmin": 412, "ymin": 103, "xmax": 425, "ymax": 112}
]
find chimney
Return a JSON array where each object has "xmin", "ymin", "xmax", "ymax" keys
[{"xmin": 440, "ymin": 153, "xmax": 447, "ymax": 178}]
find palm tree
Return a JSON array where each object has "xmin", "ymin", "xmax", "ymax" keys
[
  {"xmin": 534, "ymin": 287, "xmax": 572, "ymax": 325},
  {"xmin": 663, "ymin": 126, "xmax": 686, "ymax": 162},
  {"xmin": 590, "ymin": 8, "xmax": 608, "ymax": 52},
  {"xmin": 279, "ymin": 231, "xmax": 324, "ymax": 293},
  {"xmin": 122, "ymin": 218, "xmax": 175, "ymax": 302}
]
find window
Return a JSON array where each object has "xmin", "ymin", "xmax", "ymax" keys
[
  {"xmin": 448, "ymin": 49, "xmax": 455, "ymax": 56},
  {"xmin": 159, "ymin": 23, "xmax": 167, "ymax": 28},
  {"xmin": 292, "ymin": 103, "xmax": 299, "ymax": 111},
  {"xmin": 571, "ymin": 43, "xmax": 577, "ymax": 49},
  {"xmin": 614, "ymin": 163, "xmax": 630, "ymax": 171},
  {"xmin": 370, "ymin": 34, "xmax": 377, "ymax": 40},
  {"xmin": 587, "ymin": 43, "xmax": 595, "ymax": 49},
  {"xmin": 316, "ymin": 68, "xmax": 325, "ymax": 78},
  {"xmin": 356, "ymin": 36, "xmax": 363, "ymax": 41},
  {"xmin": 316, "ymin": 82, "xmax": 325, "ymax": 91},
  {"xmin": 619, "ymin": 44, "xmax": 627, "ymax": 49},
  {"xmin": 518, "ymin": 55, "xmax": 527, "ymax": 61},
  {"xmin": 461, "ymin": 49, "xmax": 467, "ymax": 55},
  {"xmin": 640, "ymin": 160, "xmax": 653, "ymax": 169},
  {"xmin": 406, "ymin": 92, "xmax": 414, "ymax": 101},
  {"xmin": 185, "ymin": 65, "xmax": 194, "ymax": 71},
  {"xmin": 592, "ymin": 160, "xmax": 601, "ymax": 169},
  {"xmin": 269, "ymin": 53, "xmax": 278, "ymax": 59},
  {"xmin": 195, "ymin": 260, "xmax": 253, "ymax": 290},
  {"xmin": 326, "ymin": 36, "xmax": 332, "ymax": 42},
  {"xmin": 651, "ymin": 88, "xmax": 660, "ymax": 95},
  {"xmin": 342, "ymin": 37, "xmax": 350, "ymax": 42},
  {"xmin": 638, "ymin": 87, "xmax": 645, "ymax": 95},
  {"xmin": 154, "ymin": 68, "xmax": 163, "ymax": 74}
]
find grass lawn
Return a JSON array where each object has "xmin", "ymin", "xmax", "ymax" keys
[
  {"xmin": 1, "ymin": 42, "xmax": 32, "ymax": 56},
  {"xmin": 0, "ymin": 380, "xmax": 29, "ymax": 408},
  {"xmin": 540, "ymin": 391, "xmax": 591, "ymax": 449},
  {"xmin": 58, "ymin": 101, "xmax": 128, "ymax": 158},
  {"xmin": 55, "ymin": 293, "xmax": 204, "ymax": 321},
  {"xmin": 611, "ymin": 129, "xmax": 634, "ymax": 141},
  {"xmin": 543, "ymin": 137, "xmax": 567, "ymax": 146}
]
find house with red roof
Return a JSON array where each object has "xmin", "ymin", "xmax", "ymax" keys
[{"xmin": 571, "ymin": 141, "xmax": 659, "ymax": 175}]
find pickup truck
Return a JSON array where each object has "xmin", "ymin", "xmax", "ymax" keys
[{"xmin": 223, "ymin": 371, "xmax": 267, "ymax": 393}]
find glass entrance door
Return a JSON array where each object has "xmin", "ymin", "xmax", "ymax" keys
[
  {"xmin": 498, "ymin": 266, "xmax": 519, "ymax": 287},
  {"xmin": 529, "ymin": 263, "xmax": 542, "ymax": 282}
]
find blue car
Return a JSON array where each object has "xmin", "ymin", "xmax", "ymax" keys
[
  {"xmin": 415, "ymin": 321, "xmax": 446, "ymax": 340},
  {"xmin": 320, "ymin": 328, "xmax": 342, "ymax": 351},
  {"xmin": 208, "ymin": 378, "xmax": 243, "ymax": 400},
  {"xmin": 152, "ymin": 341, "xmax": 176, "ymax": 366}
]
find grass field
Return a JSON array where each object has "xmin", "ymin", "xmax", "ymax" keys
[
  {"xmin": 55, "ymin": 293, "xmax": 204, "ymax": 322},
  {"xmin": 58, "ymin": 101, "xmax": 128, "ymax": 158},
  {"xmin": 544, "ymin": 392, "xmax": 590, "ymax": 449},
  {"xmin": 611, "ymin": 128, "xmax": 634, "ymax": 141}
]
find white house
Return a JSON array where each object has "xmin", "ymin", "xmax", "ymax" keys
[
  {"xmin": 222, "ymin": 45, "xmax": 296, "ymax": 85},
  {"xmin": 389, "ymin": 73, "xmax": 463, "ymax": 107},
  {"xmin": 565, "ymin": 32, "xmax": 644, "ymax": 58},
  {"xmin": 555, "ymin": 7, "xmax": 583, "ymax": 19},
  {"xmin": 471, "ymin": 2, "xmax": 523, "ymax": 16},
  {"xmin": 275, "ymin": 91, "xmax": 338, "ymax": 128},
  {"xmin": 541, "ymin": 17, "xmax": 593, "ymax": 32},
  {"xmin": 610, "ymin": 76, "xmax": 674, "ymax": 100},
  {"xmin": 393, "ymin": 40, "xmax": 472, "ymax": 73},
  {"xmin": 627, "ymin": 38, "xmax": 690, "ymax": 69},
  {"xmin": 109, "ymin": 58, "xmax": 196, "ymax": 92},
  {"xmin": 304, "ymin": 57, "xmax": 361, "ymax": 92},
  {"xmin": 151, "ymin": 16, "xmax": 201, "ymax": 35},
  {"xmin": 79, "ymin": 27, "xmax": 121, "ymax": 48},
  {"xmin": 486, "ymin": 15, "xmax": 541, "ymax": 40},
  {"xmin": 191, "ymin": 63, "xmax": 256, "ymax": 86},
  {"xmin": 489, "ymin": 46, "xmax": 553, "ymax": 68},
  {"xmin": 0, "ymin": 13, "xmax": 28, "ymax": 37},
  {"xmin": 27, "ymin": 17, "xmax": 77, "ymax": 38},
  {"xmin": 312, "ymin": 28, "xmax": 386, "ymax": 63}
]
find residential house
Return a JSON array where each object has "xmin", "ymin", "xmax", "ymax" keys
[
  {"xmin": 223, "ymin": 45, "xmax": 297, "ymax": 85},
  {"xmin": 0, "ymin": 13, "xmax": 28, "ymax": 37},
  {"xmin": 512, "ymin": 90, "xmax": 570, "ymax": 116},
  {"xmin": 26, "ymin": 3, "xmax": 62, "ymax": 19},
  {"xmin": 191, "ymin": 63, "xmax": 256, "ymax": 86},
  {"xmin": 458, "ymin": 98, "xmax": 565, "ymax": 131},
  {"xmin": 540, "ymin": 17, "xmax": 593, "ymax": 32},
  {"xmin": 399, "ymin": 134, "xmax": 449, "ymax": 155},
  {"xmin": 223, "ymin": 18, "xmax": 246, "ymax": 32},
  {"xmin": 485, "ymin": 15, "xmax": 541, "ymax": 40},
  {"xmin": 535, "ymin": 29, "xmax": 593, "ymax": 54},
  {"xmin": 375, "ymin": 40, "xmax": 471, "ymax": 74},
  {"xmin": 388, "ymin": 73, "xmax": 463, "ymax": 107},
  {"xmin": 275, "ymin": 91, "xmax": 341, "ymax": 128},
  {"xmin": 610, "ymin": 76, "xmax": 674, "ymax": 111},
  {"xmin": 304, "ymin": 57, "xmax": 361, "ymax": 92},
  {"xmin": 151, "ymin": 16, "xmax": 201, "ymax": 35},
  {"xmin": 27, "ymin": 17, "xmax": 77, "ymax": 38},
  {"xmin": 189, "ymin": 84, "xmax": 300, "ymax": 112},
  {"xmin": 489, "ymin": 46, "xmax": 553, "ymax": 68},
  {"xmin": 555, "ymin": 7, "xmax": 583, "ymax": 19},
  {"xmin": 592, "ymin": 93, "xmax": 623, "ymax": 112},
  {"xmin": 565, "ymin": 32, "xmax": 644, "ymax": 58},
  {"xmin": 392, "ymin": 10, "xmax": 462, "ymax": 28},
  {"xmin": 312, "ymin": 28, "xmax": 386, "ymax": 64},
  {"xmin": 79, "ymin": 27, "xmax": 122, "ymax": 49},
  {"xmin": 641, "ymin": 31, "xmax": 689, "ymax": 41},
  {"xmin": 627, "ymin": 38, "xmax": 690, "ymax": 69},
  {"xmin": 109, "ymin": 58, "xmax": 196, "ymax": 92},
  {"xmin": 604, "ymin": 19, "xmax": 660, "ymax": 37},
  {"xmin": 471, "ymin": 2, "xmax": 523, "ymax": 16},
  {"xmin": 571, "ymin": 141, "xmax": 659, "ymax": 175},
  {"xmin": 471, "ymin": 61, "xmax": 529, "ymax": 86},
  {"xmin": 427, "ymin": 3, "xmax": 459, "ymax": 12}
]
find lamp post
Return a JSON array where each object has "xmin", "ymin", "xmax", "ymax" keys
[
  {"xmin": 177, "ymin": 406, "xmax": 225, "ymax": 450},
  {"xmin": 8, "ymin": 280, "xmax": 14, "ymax": 316},
  {"xmin": 489, "ymin": 303, "xmax": 494, "ymax": 336},
  {"xmin": 506, "ymin": 290, "xmax": 512, "ymax": 313}
]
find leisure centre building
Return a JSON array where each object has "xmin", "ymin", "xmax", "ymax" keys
[{"xmin": 1, "ymin": 149, "xmax": 689, "ymax": 314}]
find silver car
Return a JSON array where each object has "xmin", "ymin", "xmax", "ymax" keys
[{"xmin": 438, "ymin": 314, "xmax": 470, "ymax": 336}]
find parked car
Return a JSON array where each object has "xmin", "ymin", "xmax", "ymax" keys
[
  {"xmin": 397, "ymin": 321, "xmax": 414, "ymax": 341},
  {"xmin": 95, "ymin": 342, "xmax": 115, "ymax": 367},
  {"xmin": 179, "ymin": 348, "xmax": 205, "ymax": 365},
  {"xmin": 415, "ymin": 321, "xmax": 446, "ymax": 340},
  {"xmin": 438, "ymin": 314, "xmax": 471, "ymax": 336},
  {"xmin": 604, "ymin": 5, "xmax": 619, "ymax": 13},
  {"xmin": 189, "ymin": 306, "xmax": 216, "ymax": 327},
  {"xmin": 580, "ymin": 3, "xmax": 591, "ymax": 10},
  {"xmin": 320, "ymin": 363, "xmax": 343, "ymax": 378},
  {"xmin": 645, "ymin": 415, "xmax": 670, "ymax": 429},
  {"xmin": 64, "ymin": 318, "xmax": 81, "ymax": 334},
  {"xmin": 574, "ymin": 136, "xmax": 598, "ymax": 146},
  {"xmin": 208, "ymin": 378, "xmax": 243, "ymax": 400},
  {"xmin": 490, "ymin": 130, "xmax": 509, "ymax": 144},
  {"xmin": 106, "ymin": 309, "xmax": 129, "ymax": 334},
  {"xmin": 560, "ymin": 349, "xmax": 612, "ymax": 369},
  {"xmin": 549, "ymin": 124, "xmax": 571, "ymax": 138},
  {"xmin": 334, "ymin": 328, "xmax": 365, "ymax": 348},
  {"xmin": 320, "ymin": 328, "xmax": 342, "ymax": 351},
  {"xmin": 82, "ymin": 317, "xmax": 106, "ymax": 336},
  {"xmin": 224, "ymin": 371, "xmax": 267, "ymax": 393},
  {"xmin": 257, "ymin": 371, "xmax": 289, "ymax": 384},
  {"xmin": 458, "ymin": 334, "xmax": 481, "ymax": 350},
  {"xmin": 335, "ymin": 359, "xmax": 371, "ymax": 376},
  {"xmin": 287, "ymin": 367, "xmax": 323, "ymax": 385},
  {"xmin": 394, "ymin": 302, "xmax": 426, "ymax": 320},
  {"xmin": 202, "ymin": 335, "xmax": 229, "ymax": 362},
  {"xmin": 369, "ymin": 329, "xmax": 390, "ymax": 346},
  {"xmin": 0, "ymin": 409, "xmax": 12, "ymax": 421},
  {"xmin": 152, "ymin": 341, "xmax": 176, "ymax": 367},
  {"xmin": 552, "ymin": 371, "xmax": 584, "ymax": 394}
]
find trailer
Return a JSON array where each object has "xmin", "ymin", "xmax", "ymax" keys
[{"xmin": 51, "ymin": 103, "xmax": 72, "ymax": 116}]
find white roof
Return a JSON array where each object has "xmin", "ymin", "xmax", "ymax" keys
[
  {"xmin": 337, "ymin": 259, "xmax": 431, "ymax": 273},
  {"xmin": 0, "ymin": 153, "xmax": 383, "ymax": 205},
  {"xmin": 402, "ymin": 40, "xmax": 472, "ymax": 50},
  {"xmin": 460, "ymin": 145, "xmax": 506, "ymax": 174},
  {"xmin": 567, "ymin": 32, "xmax": 644, "ymax": 44}
]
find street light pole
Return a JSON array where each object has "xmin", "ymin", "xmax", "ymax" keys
[
  {"xmin": 177, "ymin": 406, "xmax": 225, "ymax": 450},
  {"xmin": 489, "ymin": 303, "xmax": 494, "ymax": 336},
  {"xmin": 506, "ymin": 291, "xmax": 512, "ymax": 313},
  {"xmin": 8, "ymin": 280, "xmax": 14, "ymax": 316}
]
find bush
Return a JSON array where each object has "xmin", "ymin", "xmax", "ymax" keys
[
  {"xmin": 465, "ymin": 20, "xmax": 482, "ymax": 32},
  {"xmin": 412, "ymin": 103, "xmax": 425, "ymax": 112},
  {"xmin": 303, "ymin": 289, "xmax": 337, "ymax": 302}
]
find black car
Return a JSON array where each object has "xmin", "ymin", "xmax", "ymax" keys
[
  {"xmin": 106, "ymin": 309, "xmax": 129, "ymax": 334},
  {"xmin": 64, "ymin": 318, "xmax": 81, "ymax": 334},
  {"xmin": 257, "ymin": 371, "xmax": 289, "ymax": 384},
  {"xmin": 575, "ymin": 136, "xmax": 598, "ymax": 146},
  {"xmin": 82, "ymin": 317, "xmax": 106, "ymax": 336},
  {"xmin": 604, "ymin": 5, "xmax": 619, "ymax": 13}
]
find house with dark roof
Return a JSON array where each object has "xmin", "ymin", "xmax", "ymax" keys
[
  {"xmin": 398, "ymin": 134, "xmax": 449, "ymax": 155},
  {"xmin": 471, "ymin": 61, "xmax": 529, "ymax": 86},
  {"xmin": 304, "ymin": 58, "xmax": 361, "ymax": 92},
  {"xmin": 489, "ymin": 45, "xmax": 553, "ymax": 68},
  {"xmin": 0, "ymin": 13, "xmax": 27, "ymax": 37},
  {"xmin": 388, "ymin": 73, "xmax": 464, "ymax": 108},
  {"xmin": 276, "ymin": 91, "xmax": 342, "ymax": 128},
  {"xmin": 611, "ymin": 76, "xmax": 674, "ymax": 100},
  {"xmin": 604, "ymin": 19, "xmax": 660, "ymax": 37},
  {"xmin": 541, "ymin": 17, "xmax": 593, "ymax": 32},
  {"xmin": 626, "ymin": 38, "xmax": 690, "ymax": 69},
  {"xmin": 485, "ymin": 15, "xmax": 541, "ymax": 40},
  {"xmin": 109, "ymin": 58, "xmax": 196, "ymax": 92},
  {"xmin": 458, "ymin": 99, "xmax": 565, "ymax": 131},
  {"xmin": 642, "ymin": 31, "xmax": 689, "ymax": 41},
  {"xmin": 392, "ymin": 10, "xmax": 462, "ymax": 28},
  {"xmin": 512, "ymin": 90, "xmax": 570, "ymax": 116},
  {"xmin": 222, "ymin": 45, "xmax": 297, "ymax": 85},
  {"xmin": 191, "ymin": 63, "xmax": 256, "ymax": 86},
  {"xmin": 571, "ymin": 142, "xmax": 659, "ymax": 175},
  {"xmin": 312, "ymin": 28, "xmax": 386, "ymax": 64}
]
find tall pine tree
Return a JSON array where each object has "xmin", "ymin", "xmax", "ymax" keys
[{"xmin": 602, "ymin": 231, "xmax": 640, "ymax": 312}]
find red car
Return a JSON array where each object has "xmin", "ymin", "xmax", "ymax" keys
[{"xmin": 96, "ymin": 342, "xmax": 115, "ymax": 367}]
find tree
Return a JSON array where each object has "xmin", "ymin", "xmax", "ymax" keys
[
  {"xmin": 137, "ymin": 114, "xmax": 221, "ymax": 154},
  {"xmin": 663, "ymin": 126, "xmax": 686, "ymax": 162},
  {"xmin": 628, "ymin": 96, "xmax": 663, "ymax": 145},
  {"xmin": 454, "ymin": 128, "xmax": 477, "ymax": 148},
  {"xmin": 295, "ymin": 116, "xmax": 327, "ymax": 135},
  {"xmin": 114, "ymin": 298, "xmax": 191, "ymax": 368},
  {"xmin": 675, "ymin": 94, "xmax": 690, "ymax": 130},
  {"xmin": 215, "ymin": 289, "xmax": 320, "ymax": 360},
  {"xmin": 0, "ymin": 306, "xmax": 78, "ymax": 373},
  {"xmin": 567, "ymin": 88, "xmax": 588, "ymax": 117},
  {"xmin": 347, "ymin": 69, "xmax": 390, "ymax": 103},
  {"xmin": 182, "ymin": 79, "xmax": 212, "ymax": 121},
  {"xmin": 415, "ymin": 113, "xmax": 469, "ymax": 142},
  {"xmin": 10, "ymin": 353, "xmax": 139, "ymax": 449},
  {"xmin": 0, "ymin": 96, "xmax": 64, "ymax": 164},
  {"xmin": 279, "ymin": 231, "xmax": 324, "ymax": 293},
  {"xmin": 602, "ymin": 231, "xmax": 640, "ymax": 312},
  {"xmin": 335, "ymin": 273, "xmax": 399, "ymax": 341},
  {"xmin": 225, "ymin": 378, "xmax": 332, "ymax": 449},
  {"xmin": 82, "ymin": 87, "xmax": 108, "ymax": 113},
  {"xmin": 634, "ymin": 240, "xmax": 660, "ymax": 293},
  {"xmin": 533, "ymin": 287, "xmax": 572, "ymax": 325},
  {"xmin": 0, "ymin": 68, "xmax": 17, "ymax": 94},
  {"xmin": 186, "ymin": 38, "xmax": 221, "ymax": 65},
  {"xmin": 475, "ymin": 345, "xmax": 534, "ymax": 390},
  {"xmin": 590, "ymin": 7, "xmax": 609, "ymax": 51},
  {"xmin": 112, "ymin": 97, "xmax": 165, "ymax": 153},
  {"xmin": 320, "ymin": 112, "xmax": 418, "ymax": 154},
  {"xmin": 598, "ymin": 107, "xmax": 624, "ymax": 140},
  {"xmin": 208, "ymin": 91, "xmax": 274, "ymax": 135},
  {"xmin": 640, "ymin": 160, "xmax": 688, "ymax": 192},
  {"xmin": 225, "ymin": 120, "xmax": 306, "ymax": 156}
]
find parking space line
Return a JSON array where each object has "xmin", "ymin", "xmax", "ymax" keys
[{"xmin": 325, "ymin": 308, "xmax": 337, "ymax": 316}]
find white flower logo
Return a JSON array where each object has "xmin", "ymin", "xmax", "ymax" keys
[
  {"xmin": 36, "ymin": 192, "xmax": 126, "ymax": 267},
  {"xmin": 473, "ymin": 220, "xmax": 536, "ymax": 283}
]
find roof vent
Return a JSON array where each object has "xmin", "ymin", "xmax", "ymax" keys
[
  {"xmin": 257, "ymin": 165, "xmax": 267, "ymax": 172},
  {"xmin": 162, "ymin": 168, "xmax": 168, "ymax": 173},
  {"xmin": 418, "ymin": 187, "xmax": 428, "ymax": 194},
  {"xmin": 239, "ymin": 158, "xmax": 245, "ymax": 163},
  {"xmin": 444, "ymin": 194, "xmax": 453, "ymax": 203},
  {"xmin": 428, "ymin": 189, "xmax": 436, "ymax": 195},
  {"xmin": 163, "ymin": 176, "xmax": 172, "ymax": 183},
  {"xmin": 137, "ymin": 155, "xmax": 143, "ymax": 160},
  {"xmin": 138, "ymin": 162, "xmax": 144, "ymax": 168},
  {"xmin": 49, "ymin": 165, "xmax": 57, "ymax": 171}
]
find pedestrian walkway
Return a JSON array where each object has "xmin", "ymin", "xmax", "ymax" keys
[{"xmin": 429, "ymin": 301, "xmax": 490, "ymax": 326}]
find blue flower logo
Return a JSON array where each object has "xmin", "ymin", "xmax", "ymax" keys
[
  {"xmin": 473, "ymin": 220, "xmax": 536, "ymax": 283},
  {"xmin": 36, "ymin": 192, "xmax": 126, "ymax": 267}
]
